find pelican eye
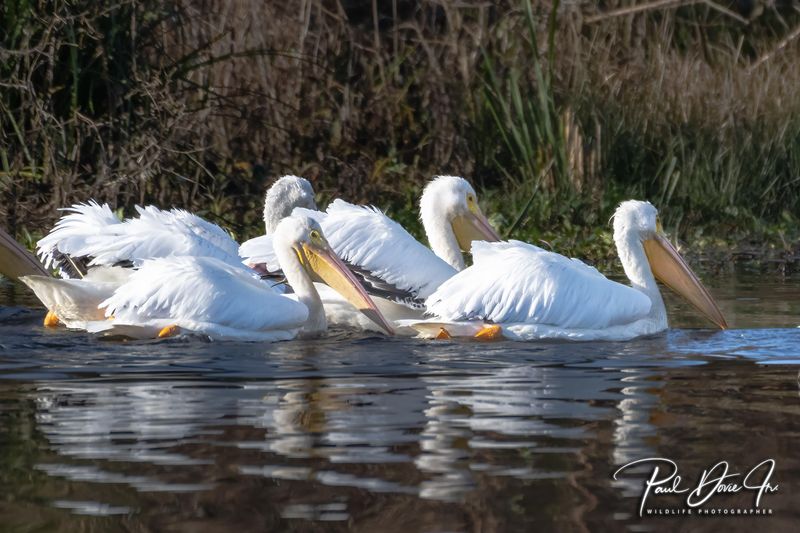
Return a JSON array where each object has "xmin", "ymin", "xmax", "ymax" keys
[
  {"xmin": 466, "ymin": 193, "xmax": 479, "ymax": 213},
  {"xmin": 309, "ymin": 229, "xmax": 327, "ymax": 246}
]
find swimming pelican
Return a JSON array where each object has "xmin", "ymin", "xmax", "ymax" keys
[
  {"xmin": 27, "ymin": 215, "xmax": 393, "ymax": 341},
  {"xmin": 239, "ymin": 176, "xmax": 501, "ymax": 332},
  {"xmin": 26, "ymin": 175, "xmax": 315, "ymax": 327},
  {"xmin": 406, "ymin": 200, "xmax": 727, "ymax": 341}
]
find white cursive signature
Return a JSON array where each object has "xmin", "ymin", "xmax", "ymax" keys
[{"xmin": 613, "ymin": 457, "xmax": 779, "ymax": 517}]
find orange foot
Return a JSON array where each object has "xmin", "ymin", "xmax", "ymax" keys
[
  {"xmin": 474, "ymin": 324, "xmax": 503, "ymax": 341},
  {"xmin": 43, "ymin": 310, "xmax": 61, "ymax": 328},
  {"xmin": 158, "ymin": 324, "xmax": 181, "ymax": 338},
  {"xmin": 435, "ymin": 327, "xmax": 452, "ymax": 340}
]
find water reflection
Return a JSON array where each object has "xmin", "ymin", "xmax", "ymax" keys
[
  {"xmin": 1, "ymin": 272, "xmax": 800, "ymax": 530},
  {"xmin": 13, "ymin": 341, "xmax": 794, "ymax": 528}
]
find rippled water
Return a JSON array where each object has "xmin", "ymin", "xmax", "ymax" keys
[{"xmin": 1, "ymin": 270, "xmax": 799, "ymax": 531}]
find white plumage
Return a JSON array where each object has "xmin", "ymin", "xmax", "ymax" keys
[
  {"xmin": 409, "ymin": 200, "xmax": 726, "ymax": 341},
  {"xmin": 418, "ymin": 175, "xmax": 496, "ymax": 270},
  {"xmin": 240, "ymin": 176, "xmax": 499, "ymax": 303},
  {"xmin": 306, "ymin": 200, "xmax": 457, "ymax": 300},
  {"xmin": 426, "ymin": 240, "xmax": 651, "ymax": 328},
  {"xmin": 37, "ymin": 202, "xmax": 241, "ymax": 274},
  {"xmin": 30, "ymin": 201, "xmax": 243, "ymax": 329},
  {"xmin": 38, "ymin": 175, "xmax": 316, "ymax": 277},
  {"xmin": 64, "ymin": 215, "xmax": 393, "ymax": 341},
  {"xmin": 27, "ymin": 176, "xmax": 316, "ymax": 327},
  {"xmin": 260, "ymin": 175, "xmax": 317, "ymax": 233},
  {"xmin": 240, "ymin": 199, "xmax": 449, "ymax": 331},
  {"xmin": 94, "ymin": 256, "xmax": 307, "ymax": 342},
  {"xmin": 241, "ymin": 176, "xmax": 500, "ymax": 333},
  {"xmin": 19, "ymin": 267, "xmax": 130, "ymax": 328},
  {"xmin": 238, "ymin": 234, "xmax": 279, "ymax": 272},
  {"xmin": 37, "ymin": 201, "xmax": 122, "ymax": 276}
]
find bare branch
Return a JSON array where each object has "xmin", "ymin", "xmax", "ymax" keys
[{"xmin": 748, "ymin": 23, "xmax": 800, "ymax": 74}]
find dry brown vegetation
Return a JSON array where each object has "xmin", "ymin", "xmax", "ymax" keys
[{"xmin": 1, "ymin": 0, "xmax": 799, "ymax": 254}]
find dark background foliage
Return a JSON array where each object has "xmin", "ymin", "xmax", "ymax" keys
[{"xmin": 1, "ymin": 0, "xmax": 799, "ymax": 261}]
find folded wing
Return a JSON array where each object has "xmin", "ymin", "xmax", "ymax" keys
[
  {"xmin": 101, "ymin": 256, "xmax": 308, "ymax": 333},
  {"xmin": 425, "ymin": 240, "xmax": 651, "ymax": 329}
]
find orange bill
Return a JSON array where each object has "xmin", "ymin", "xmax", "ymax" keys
[
  {"xmin": 0, "ymin": 226, "xmax": 49, "ymax": 280},
  {"xmin": 300, "ymin": 242, "xmax": 395, "ymax": 335},
  {"xmin": 452, "ymin": 207, "xmax": 501, "ymax": 252},
  {"xmin": 643, "ymin": 234, "xmax": 728, "ymax": 329}
]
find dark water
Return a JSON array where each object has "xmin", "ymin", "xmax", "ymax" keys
[{"xmin": 1, "ymin": 271, "xmax": 799, "ymax": 532}]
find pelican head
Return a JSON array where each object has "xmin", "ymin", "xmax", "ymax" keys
[
  {"xmin": 273, "ymin": 215, "xmax": 393, "ymax": 335},
  {"xmin": 419, "ymin": 175, "xmax": 501, "ymax": 270},
  {"xmin": 263, "ymin": 175, "xmax": 317, "ymax": 234},
  {"xmin": 613, "ymin": 200, "xmax": 727, "ymax": 329}
]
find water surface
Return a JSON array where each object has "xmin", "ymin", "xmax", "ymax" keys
[{"xmin": 1, "ymin": 270, "xmax": 799, "ymax": 532}]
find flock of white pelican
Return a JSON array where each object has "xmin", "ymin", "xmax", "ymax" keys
[{"xmin": 0, "ymin": 175, "xmax": 727, "ymax": 342}]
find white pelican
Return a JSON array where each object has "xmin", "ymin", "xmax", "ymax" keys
[
  {"xmin": 418, "ymin": 175, "xmax": 502, "ymax": 271},
  {"xmin": 238, "ymin": 174, "xmax": 320, "ymax": 276},
  {"xmin": 25, "ymin": 216, "xmax": 393, "ymax": 341},
  {"xmin": 406, "ymin": 200, "xmax": 727, "ymax": 341},
  {"xmin": 239, "ymin": 176, "xmax": 501, "ymax": 332},
  {"xmin": 26, "ymin": 175, "xmax": 315, "ymax": 327}
]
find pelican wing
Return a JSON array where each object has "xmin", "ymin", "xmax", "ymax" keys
[
  {"xmin": 37, "ymin": 201, "xmax": 122, "ymax": 277},
  {"xmin": 101, "ymin": 256, "xmax": 308, "ymax": 335},
  {"xmin": 144, "ymin": 207, "xmax": 241, "ymax": 260},
  {"xmin": 425, "ymin": 240, "xmax": 651, "ymax": 329},
  {"xmin": 296, "ymin": 200, "xmax": 456, "ymax": 304},
  {"xmin": 341, "ymin": 262, "xmax": 425, "ymax": 310},
  {"xmin": 239, "ymin": 234, "xmax": 279, "ymax": 272},
  {"xmin": 38, "ymin": 203, "xmax": 241, "ymax": 275}
]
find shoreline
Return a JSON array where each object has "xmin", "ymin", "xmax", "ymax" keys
[{"xmin": 6, "ymin": 211, "xmax": 800, "ymax": 278}]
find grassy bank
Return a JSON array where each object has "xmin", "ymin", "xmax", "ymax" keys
[{"xmin": 1, "ymin": 0, "xmax": 799, "ymax": 269}]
